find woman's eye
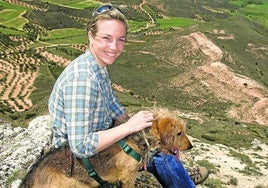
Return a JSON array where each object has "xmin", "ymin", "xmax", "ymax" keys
[
  {"xmin": 103, "ymin": 36, "xmax": 111, "ymax": 41},
  {"xmin": 118, "ymin": 38, "xmax": 126, "ymax": 43}
]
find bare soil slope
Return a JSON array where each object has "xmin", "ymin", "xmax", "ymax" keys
[{"xmin": 170, "ymin": 31, "xmax": 268, "ymax": 126}]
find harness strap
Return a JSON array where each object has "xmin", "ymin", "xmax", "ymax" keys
[
  {"xmin": 80, "ymin": 158, "xmax": 109, "ymax": 186},
  {"xmin": 117, "ymin": 139, "xmax": 143, "ymax": 162},
  {"xmin": 79, "ymin": 140, "xmax": 142, "ymax": 187}
]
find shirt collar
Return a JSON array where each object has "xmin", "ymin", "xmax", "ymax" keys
[{"xmin": 86, "ymin": 49, "xmax": 108, "ymax": 81}]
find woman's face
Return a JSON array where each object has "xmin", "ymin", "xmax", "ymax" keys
[{"xmin": 89, "ymin": 19, "xmax": 126, "ymax": 67}]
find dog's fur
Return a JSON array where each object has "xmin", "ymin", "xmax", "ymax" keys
[{"xmin": 20, "ymin": 108, "xmax": 192, "ymax": 188}]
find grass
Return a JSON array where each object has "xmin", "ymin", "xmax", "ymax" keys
[
  {"xmin": 41, "ymin": 28, "xmax": 85, "ymax": 40},
  {"xmin": 229, "ymin": 149, "xmax": 264, "ymax": 176},
  {"xmin": 230, "ymin": 0, "xmax": 268, "ymax": 27},
  {"xmin": 243, "ymin": 2, "xmax": 268, "ymax": 27},
  {"xmin": 128, "ymin": 20, "xmax": 148, "ymax": 32},
  {"xmin": 47, "ymin": 45, "xmax": 83, "ymax": 61},
  {"xmin": 0, "ymin": 0, "xmax": 30, "ymax": 30},
  {"xmin": 43, "ymin": 35, "xmax": 88, "ymax": 45},
  {"xmin": 6, "ymin": 170, "xmax": 19, "ymax": 186},
  {"xmin": 228, "ymin": 177, "xmax": 238, "ymax": 186},
  {"xmin": 0, "ymin": 0, "xmax": 29, "ymax": 11},
  {"xmin": 203, "ymin": 178, "xmax": 226, "ymax": 188},
  {"xmin": 39, "ymin": 27, "xmax": 88, "ymax": 45},
  {"xmin": 40, "ymin": 0, "xmax": 101, "ymax": 9},
  {"xmin": 156, "ymin": 17, "xmax": 198, "ymax": 29},
  {"xmin": 186, "ymin": 117, "xmax": 268, "ymax": 149},
  {"xmin": 0, "ymin": 9, "xmax": 28, "ymax": 29},
  {"xmin": 0, "ymin": 26, "xmax": 25, "ymax": 35}
]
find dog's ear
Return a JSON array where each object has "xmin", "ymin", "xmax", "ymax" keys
[
  {"xmin": 148, "ymin": 118, "xmax": 161, "ymax": 140},
  {"xmin": 157, "ymin": 118, "xmax": 176, "ymax": 147},
  {"xmin": 156, "ymin": 117, "xmax": 174, "ymax": 133}
]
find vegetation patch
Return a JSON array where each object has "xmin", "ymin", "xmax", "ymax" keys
[
  {"xmin": 41, "ymin": 28, "xmax": 85, "ymax": 41},
  {"xmin": 229, "ymin": 149, "xmax": 263, "ymax": 176},
  {"xmin": 40, "ymin": 0, "xmax": 101, "ymax": 9},
  {"xmin": 230, "ymin": 0, "xmax": 268, "ymax": 27},
  {"xmin": 203, "ymin": 178, "xmax": 226, "ymax": 188},
  {"xmin": 156, "ymin": 17, "xmax": 198, "ymax": 30},
  {"xmin": 0, "ymin": 8, "xmax": 28, "ymax": 29}
]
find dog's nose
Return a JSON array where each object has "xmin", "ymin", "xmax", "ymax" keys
[{"xmin": 188, "ymin": 143, "xmax": 193, "ymax": 150}]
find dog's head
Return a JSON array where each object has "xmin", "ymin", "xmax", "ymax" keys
[{"xmin": 148, "ymin": 108, "xmax": 193, "ymax": 154}]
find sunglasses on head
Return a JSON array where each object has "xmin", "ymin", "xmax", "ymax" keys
[{"xmin": 92, "ymin": 4, "xmax": 123, "ymax": 17}]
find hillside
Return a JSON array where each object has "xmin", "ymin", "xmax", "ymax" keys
[{"xmin": 0, "ymin": 0, "xmax": 268, "ymax": 187}]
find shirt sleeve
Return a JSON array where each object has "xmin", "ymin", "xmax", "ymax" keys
[
  {"xmin": 63, "ymin": 77, "xmax": 99, "ymax": 158},
  {"xmin": 107, "ymin": 84, "xmax": 126, "ymax": 120}
]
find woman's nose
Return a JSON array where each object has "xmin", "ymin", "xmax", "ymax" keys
[{"xmin": 109, "ymin": 40, "xmax": 117, "ymax": 50}]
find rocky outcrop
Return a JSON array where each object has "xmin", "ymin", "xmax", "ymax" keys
[{"xmin": 0, "ymin": 116, "xmax": 53, "ymax": 188}]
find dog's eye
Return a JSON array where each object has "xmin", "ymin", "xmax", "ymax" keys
[{"xmin": 177, "ymin": 132, "xmax": 182, "ymax": 136}]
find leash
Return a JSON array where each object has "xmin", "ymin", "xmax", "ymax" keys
[
  {"xmin": 142, "ymin": 130, "xmax": 150, "ymax": 148},
  {"xmin": 141, "ymin": 130, "xmax": 154, "ymax": 170}
]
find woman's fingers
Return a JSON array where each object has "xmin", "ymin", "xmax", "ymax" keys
[{"xmin": 127, "ymin": 111, "xmax": 154, "ymax": 132}]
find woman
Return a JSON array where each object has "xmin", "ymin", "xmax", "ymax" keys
[
  {"xmin": 48, "ymin": 4, "xmax": 207, "ymax": 187},
  {"xmin": 48, "ymin": 4, "xmax": 153, "ymax": 158}
]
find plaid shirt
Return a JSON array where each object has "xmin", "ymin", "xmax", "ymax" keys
[{"xmin": 48, "ymin": 50, "xmax": 126, "ymax": 158}]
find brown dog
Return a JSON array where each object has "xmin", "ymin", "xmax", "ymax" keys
[{"xmin": 20, "ymin": 108, "xmax": 192, "ymax": 188}]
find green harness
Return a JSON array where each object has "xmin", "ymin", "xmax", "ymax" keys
[{"xmin": 80, "ymin": 139, "xmax": 143, "ymax": 187}]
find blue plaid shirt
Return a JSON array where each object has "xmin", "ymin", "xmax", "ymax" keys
[{"xmin": 48, "ymin": 50, "xmax": 126, "ymax": 158}]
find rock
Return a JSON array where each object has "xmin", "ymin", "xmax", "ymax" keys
[
  {"xmin": 135, "ymin": 171, "xmax": 163, "ymax": 187},
  {"xmin": 0, "ymin": 116, "xmax": 53, "ymax": 188}
]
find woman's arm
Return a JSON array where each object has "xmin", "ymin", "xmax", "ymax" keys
[{"xmin": 96, "ymin": 110, "xmax": 153, "ymax": 152}]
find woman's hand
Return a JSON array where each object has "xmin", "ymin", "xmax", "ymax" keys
[
  {"xmin": 125, "ymin": 111, "xmax": 154, "ymax": 133},
  {"xmin": 96, "ymin": 111, "xmax": 153, "ymax": 152}
]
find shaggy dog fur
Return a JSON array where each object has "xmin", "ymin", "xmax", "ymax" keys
[{"xmin": 20, "ymin": 108, "xmax": 192, "ymax": 188}]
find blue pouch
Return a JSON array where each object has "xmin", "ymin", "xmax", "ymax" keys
[{"xmin": 147, "ymin": 152, "xmax": 195, "ymax": 188}]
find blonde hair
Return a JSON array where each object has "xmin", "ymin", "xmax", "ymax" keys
[{"xmin": 86, "ymin": 4, "xmax": 128, "ymax": 37}]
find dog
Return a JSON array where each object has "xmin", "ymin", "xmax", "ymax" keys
[{"xmin": 20, "ymin": 108, "xmax": 192, "ymax": 188}]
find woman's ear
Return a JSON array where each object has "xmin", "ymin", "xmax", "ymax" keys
[{"xmin": 88, "ymin": 32, "xmax": 94, "ymax": 44}]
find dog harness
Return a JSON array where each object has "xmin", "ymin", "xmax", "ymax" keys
[
  {"xmin": 78, "ymin": 139, "xmax": 143, "ymax": 187},
  {"xmin": 118, "ymin": 139, "xmax": 143, "ymax": 162}
]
